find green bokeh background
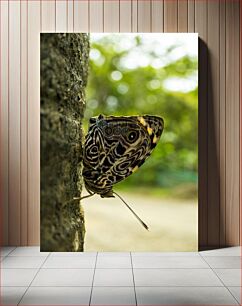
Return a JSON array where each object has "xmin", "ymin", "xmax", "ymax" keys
[{"xmin": 84, "ymin": 34, "xmax": 198, "ymax": 200}]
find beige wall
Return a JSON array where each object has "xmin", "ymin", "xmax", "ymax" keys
[{"xmin": 0, "ymin": 0, "xmax": 240, "ymax": 248}]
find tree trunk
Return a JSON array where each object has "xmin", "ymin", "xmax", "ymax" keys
[{"xmin": 40, "ymin": 33, "xmax": 89, "ymax": 251}]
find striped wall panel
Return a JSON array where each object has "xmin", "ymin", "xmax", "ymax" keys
[{"xmin": 0, "ymin": 0, "xmax": 240, "ymax": 248}]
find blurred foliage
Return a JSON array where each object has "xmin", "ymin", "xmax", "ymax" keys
[{"xmin": 85, "ymin": 35, "xmax": 198, "ymax": 198}]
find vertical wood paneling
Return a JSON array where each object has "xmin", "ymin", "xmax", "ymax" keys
[
  {"xmin": 131, "ymin": 0, "xmax": 138, "ymax": 32},
  {"xmin": 41, "ymin": 0, "xmax": 56, "ymax": 32},
  {"xmin": 188, "ymin": 0, "xmax": 195, "ymax": 33},
  {"xmin": 241, "ymin": 0, "xmax": 242, "ymax": 249},
  {"xmin": 67, "ymin": 0, "xmax": 74, "ymax": 32},
  {"xmin": 151, "ymin": 0, "xmax": 164, "ymax": 32},
  {"xmin": 20, "ymin": 0, "xmax": 28, "ymax": 245},
  {"xmin": 104, "ymin": 0, "xmax": 119, "ymax": 32},
  {"xmin": 225, "ymin": 0, "xmax": 240, "ymax": 246},
  {"xmin": 56, "ymin": 0, "xmax": 67, "ymax": 32},
  {"xmin": 137, "ymin": 0, "xmax": 151, "ymax": 32},
  {"xmin": 74, "ymin": 0, "xmax": 88, "ymax": 32},
  {"xmin": 164, "ymin": 0, "xmax": 178, "ymax": 32},
  {"xmin": 178, "ymin": 0, "xmax": 187, "ymax": 32},
  {"xmin": 28, "ymin": 1, "xmax": 40, "ymax": 245},
  {"xmin": 9, "ymin": 0, "xmax": 21, "ymax": 245},
  {"xmin": 207, "ymin": 0, "xmax": 220, "ymax": 246},
  {"xmin": 195, "ymin": 0, "xmax": 208, "ymax": 248},
  {"xmin": 120, "ymin": 0, "xmax": 132, "ymax": 32},
  {"xmin": 219, "ymin": 0, "xmax": 226, "ymax": 246},
  {"xmin": 0, "ymin": 0, "xmax": 9, "ymax": 245},
  {"xmin": 90, "ymin": 0, "xmax": 103, "ymax": 32}
]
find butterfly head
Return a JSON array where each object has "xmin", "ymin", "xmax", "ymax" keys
[{"xmin": 89, "ymin": 114, "xmax": 106, "ymax": 125}]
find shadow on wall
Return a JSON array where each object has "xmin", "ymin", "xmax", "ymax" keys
[{"xmin": 198, "ymin": 38, "xmax": 221, "ymax": 251}]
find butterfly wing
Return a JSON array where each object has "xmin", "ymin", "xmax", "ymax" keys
[{"xmin": 83, "ymin": 114, "xmax": 164, "ymax": 197}]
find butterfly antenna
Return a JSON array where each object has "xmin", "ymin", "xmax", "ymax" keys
[{"xmin": 113, "ymin": 191, "xmax": 149, "ymax": 231}]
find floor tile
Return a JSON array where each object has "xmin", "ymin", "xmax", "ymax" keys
[
  {"xmin": 200, "ymin": 247, "xmax": 241, "ymax": 257},
  {"xmin": 50, "ymin": 251, "xmax": 97, "ymax": 257},
  {"xmin": 42, "ymin": 256, "xmax": 96, "ymax": 268},
  {"xmin": 136, "ymin": 287, "xmax": 238, "ymax": 305},
  {"xmin": 214, "ymin": 269, "xmax": 241, "ymax": 286},
  {"xmin": 203, "ymin": 256, "xmax": 241, "ymax": 268},
  {"xmin": 0, "ymin": 287, "xmax": 27, "ymax": 305},
  {"xmin": 132, "ymin": 252, "xmax": 199, "ymax": 257},
  {"xmin": 134, "ymin": 268, "xmax": 223, "ymax": 286},
  {"xmin": 98, "ymin": 252, "xmax": 130, "ymax": 257},
  {"xmin": 91, "ymin": 287, "xmax": 136, "ymax": 305},
  {"xmin": 93, "ymin": 269, "xmax": 134, "ymax": 286},
  {"xmin": 19, "ymin": 286, "xmax": 91, "ymax": 305},
  {"xmin": 1, "ymin": 256, "xmax": 46, "ymax": 269},
  {"xmin": 0, "ymin": 247, "xmax": 16, "ymax": 257},
  {"xmin": 1, "ymin": 269, "xmax": 38, "ymax": 286},
  {"xmin": 228, "ymin": 287, "xmax": 241, "ymax": 304},
  {"xmin": 132, "ymin": 256, "xmax": 209, "ymax": 269},
  {"xmin": 31, "ymin": 268, "xmax": 94, "ymax": 286},
  {"xmin": 9, "ymin": 247, "xmax": 49, "ymax": 257},
  {"xmin": 96, "ymin": 256, "xmax": 132, "ymax": 268}
]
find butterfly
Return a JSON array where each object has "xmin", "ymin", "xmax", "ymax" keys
[{"xmin": 79, "ymin": 114, "xmax": 164, "ymax": 230}]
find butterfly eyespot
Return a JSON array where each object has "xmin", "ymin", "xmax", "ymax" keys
[
  {"xmin": 127, "ymin": 131, "xmax": 138, "ymax": 142},
  {"xmin": 103, "ymin": 125, "xmax": 113, "ymax": 136},
  {"xmin": 113, "ymin": 126, "xmax": 122, "ymax": 135}
]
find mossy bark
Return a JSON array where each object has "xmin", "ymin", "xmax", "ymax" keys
[{"xmin": 40, "ymin": 33, "xmax": 89, "ymax": 251}]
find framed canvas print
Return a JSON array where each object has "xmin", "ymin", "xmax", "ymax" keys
[{"xmin": 41, "ymin": 33, "xmax": 198, "ymax": 252}]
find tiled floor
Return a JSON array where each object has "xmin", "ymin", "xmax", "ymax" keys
[{"xmin": 0, "ymin": 246, "xmax": 241, "ymax": 305}]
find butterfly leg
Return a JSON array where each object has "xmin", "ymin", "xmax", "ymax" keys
[
  {"xmin": 73, "ymin": 193, "xmax": 95, "ymax": 201},
  {"xmin": 63, "ymin": 192, "xmax": 95, "ymax": 205}
]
